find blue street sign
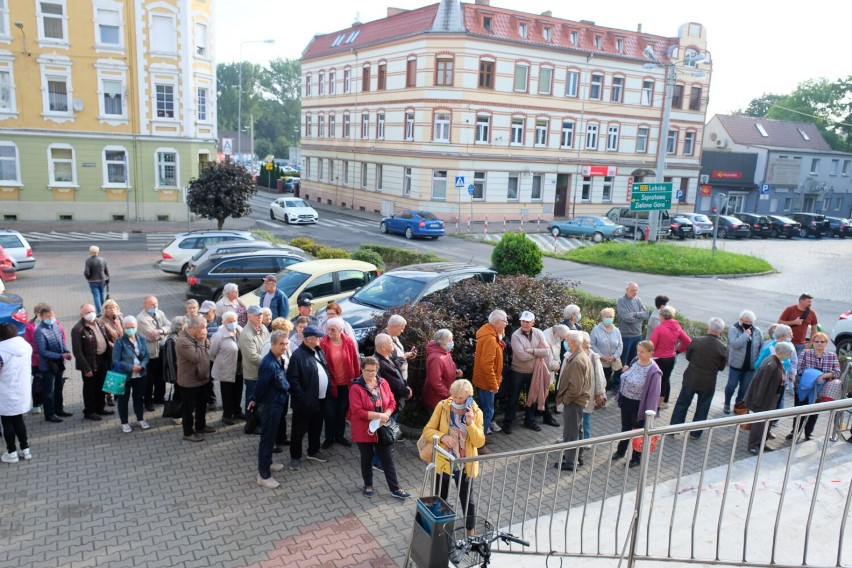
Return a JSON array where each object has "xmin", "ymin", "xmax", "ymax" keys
[
  {"xmin": 676, "ymin": 189, "xmax": 684, "ymax": 200},
  {"xmin": 760, "ymin": 184, "xmax": 770, "ymax": 195},
  {"xmin": 455, "ymin": 176, "xmax": 465, "ymax": 188},
  {"xmin": 468, "ymin": 184, "xmax": 475, "ymax": 196}
]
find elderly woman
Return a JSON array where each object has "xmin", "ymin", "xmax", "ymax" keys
[
  {"xmin": 290, "ymin": 316, "xmax": 311, "ymax": 354},
  {"xmin": 99, "ymin": 298, "xmax": 124, "ymax": 407},
  {"xmin": 111, "ymin": 315, "xmax": 151, "ymax": 433},
  {"xmin": 260, "ymin": 308, "xmax": 273, "ymax": 332},
  {"xmin": 422, "ymin": 379, "xmax": 485, "ymax": 532},
  {"xmin": 210, "ymin": 311, "xmax": 243, "ymax": 425},
  {"xmin": 322, "ymin": 303, "xmax": 357, "ymax": 343},
  {"xmin": 649, "ymin": 306, "xmax": 691, "ymax": 409},
  {"xmin": 349, "ymin": 356, "xmax": 411, "ymax": 499},
  {"xmin": 590, "ymin": 307, "xmax": 623, "ymax": 391},
  {"xmin": 612, "ymin": 340, "xmax": 661, "ymax": 467},
  {"xmin": 0, "ymin": 323, "xmax": 33, "ymax": 463},
  {"xmin": 723, "ymin": 309, "xmax": 764, "ymax": 414},
  {"xmin": 744, "ymin": 341, "xmax": 794, "ymax": 454},
  {"xmin": 580, "ymin": 331, "xmax": 606, "ymax": 439},
  {"xmin": 562, "ymin": 304, "xmax": 582, "ymax": 331},
  {"xmin": 753, "ymin": 324, "xmax": 798, "ymax": 417},
  {"xmin": 789, "ymin": 331, "xmax": 841, "ymax": 441},
  {"xmin": 543, "ymin": 324, "xmax": 569, "ymax": 414},
  {"xmin": 216, "ymin": 283, "xmax": 248, "ymax": 328},
  {"xmin": 423, "ymin": 329, "xmax": 463, "ymax": 411},
  {"xmin": 320, "ymin": 317, "xmax": 360, "ymax": 449}
]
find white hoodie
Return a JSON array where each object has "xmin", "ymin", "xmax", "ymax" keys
[{"xmin": 0, "ymin": 336, "xmax": 33, "ymax": 416}]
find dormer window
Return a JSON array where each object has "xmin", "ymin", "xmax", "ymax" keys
[
  {"xmin": 543, "ymin": 27, "xmax": 552, "ymax": 42},
  {"xmin": 518, "ymin": 23, "xmax": 528, "ymax": 39},
  {"xmin": 594, "ymin": 35, "xmax": 602, "ymax": 49},
  {"xmin": 345, "ymin": 29, "xmax": 360, "ymax": 44},
  {"xmin": 331, "ymin": 34, "xmax": 345, "ymax": 47},
  {"xmin": 616, "ymin": 38, "xmax": 623, "ymax": 53},
  {"xmin": 798, "ymin": 128, "xmax": 810, "ymax": 141},
  {"xmin": 755, "ymin": 123, "xmax": 768, "ymax": 137},
  {"xmin": 569, "ymin": 31, "xmax": 578, "ymax": 45},
  {"xmin": 483, "ymin": 16, "xmax": 492, "ymax": 32}
]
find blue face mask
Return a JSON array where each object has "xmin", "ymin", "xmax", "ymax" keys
[
  {"xmin": 444, "ymin": 341, "xmax": 454, "ymax": 351},
  {"xmin": 563, "ymin": 340, "xmax": 570, "ymax": 351},
  {"xmin": 784, "ymin": 337, "xmax": 792, "ymax": 343},
  {"xmin": 43, "ymin": 318, "xmax": 55, "ymax": 326},
  {"xmin": 125, "ymin": 328, "xmax": 137, "ymax": 336},
  {"xmin": 147, "ymin": 307, "xmax": 158, "ymax": 315},
  {"xmin": 226, "ymin": 322, "xmax": 238, "ymax": 331},
  {"xmin": 603, "ymin": 317, "xmax": 614, "ymax": 325}
]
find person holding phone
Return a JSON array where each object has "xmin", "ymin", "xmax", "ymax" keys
[
  {"xmin": 422, "ymin": 379, "xmax": 485, "ymax": 533},
  {"xmin": 778, "ymin": 293, "xmax": 818, "ymax": 357}
]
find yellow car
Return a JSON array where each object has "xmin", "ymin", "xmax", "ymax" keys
[{"xmin": 239, "ymin": 259, "xmax": 379, "ymax": 319}]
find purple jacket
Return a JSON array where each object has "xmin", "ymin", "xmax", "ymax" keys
[{"xmin": 620, "ymin": 358, "xmax": 662, "ymax": 421}]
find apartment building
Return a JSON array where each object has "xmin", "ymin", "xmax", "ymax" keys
[
  {"xmin": 299, "ymin": 0, "xmax": 711, "ymax": 222},
  {"xmin": 0, "ymin": 0, "xmax": 216, "ymax": 222}
]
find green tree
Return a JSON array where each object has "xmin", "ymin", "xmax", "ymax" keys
[
  {"xmin": 186, "ymin": 161, "xmax": 257, "ymax": 229},
  {"xmin": 491, "ymin": 232, "xmax": 543, "ymax": 276},
  {"xmin": 216, "ymin": 62, "xmax": 265, "ymax": 134}
]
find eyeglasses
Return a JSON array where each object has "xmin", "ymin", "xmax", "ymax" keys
[
  {"xmin": 363, "ymin": 368, "xmax": 378, "ymax": 373},
  {"xmin": 812, "ymin": 340, "xmax": 827, "ymax": 344},
  {"xmin": 497, "ymin": 319, "xmax": 508, "ymax": 324}
]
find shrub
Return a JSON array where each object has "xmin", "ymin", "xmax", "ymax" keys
[
  {"xmin": 351, "ymin": 248, "xmax": 386, "ymax": 270},
  {"xmin": 289, "ymin": 237, "xmax": 323, "ymax": 256},
  {"xmin": 358, "ymin": 244, "xmax": 444, "ymax": 269},
  {"xmin": 491, "ymin": 232, "xmax": 543, "ymax": 276},
  {"xmin": 251, "ymin": 229, "xmax": 284, "ymax": 244},
  {"xmin": 316, "ymin": 247, "xmax": 350, "ymax": 259}
]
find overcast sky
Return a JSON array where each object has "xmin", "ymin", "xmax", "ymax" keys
[{"xmin": 216, "ymin": 0, "xmax": 851, "ymax": 120}]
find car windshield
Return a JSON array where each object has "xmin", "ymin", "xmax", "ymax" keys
[
  {"xmin": 350, "ymin": 275, "xmax": 426, "ymax": 310},
  {"xmin": 416, "ymin": 211, "xmax": 439, "ymax": 220},
  {"xmin": 254, "ymin": 270, "xmax": 310, "ymax": 298},
  {"xmin": 285, "ymin": 199, "xmax": 308, "ymax": 208},
  {"xmin": 691, "ymin": 215, "xmax": 710, "ymax": 223}
]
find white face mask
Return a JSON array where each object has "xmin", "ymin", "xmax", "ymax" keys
[{"xmin": 84, "ymin": 313, "xmax": 96, "ymax": 322}]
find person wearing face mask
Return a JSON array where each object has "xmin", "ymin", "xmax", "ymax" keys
[
  {"xmin": 723, "ymin": 310, "xmax": 764, "ymax": 415},
  {"xmin": 34, "ymin": 304, "xmax": 73, "ymax": 423},
  {"xmin": 71, "ymin": 303, "xmax": 114, "ymax": 421},
  {"xmin": 562, "ymin": 304, "xmax": 583, "ymax": 331},
  {"xmin": 590, "ymin": 307, "xmax": 623, "ymax": 392},
  {"xmin": 744, "ymin": 341, "xmax": 795, "ymax": 454},
  {"xmin": 176, "ymin": 316, "xmax": 214, "ymax": 442},
  {"xmin": 111, "ymin": 315, "xmax": 150, "ymax": 433},
  {"xmin": 209, "ymin": 311, "xmax": 242, "ymax": 426},
  {"xmin": 136, "ymin": 295, "xmax": 171, "ymax": 412},
  {"xmin": 423, "ymin": 329, "xmax": 463, "ymax": 411}
]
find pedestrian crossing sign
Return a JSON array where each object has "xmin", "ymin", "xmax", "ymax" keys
[{"xmin": 455, "ymin": 176, "xmax": 465, "ymax": 188}]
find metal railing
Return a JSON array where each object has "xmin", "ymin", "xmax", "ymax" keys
[{"xmin": 406, "ymin": 397, "xmax": 852, "ymax": 568}]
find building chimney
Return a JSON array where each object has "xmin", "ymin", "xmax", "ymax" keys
[
  {"xmin": 637, "ymin": 23, "xmax": 642, "ymax": 33},
  {"xmin": 541, "ymin": 10, "xmax": 552, "ymax": 17},
  {"xmin": 475, "ymin": 0, "xmax": 490, "ymax": 5},
  {"xmin": 387, "ymin": 7, "xmax": 408, "ymax": 17}
]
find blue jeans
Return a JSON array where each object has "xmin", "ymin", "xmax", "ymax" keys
[
  {"xmin": 258, "ymin": 402, "xmax": 284, "ymax": 478},
  {"xmin": 724, "ymin": 368, "xmax": 755, "ymax": 406},
  {"xmin": 582, "ymin": 412, "xmax": 592, "ymax": 440},
  {"xmin": 621, "ymin": 335, "xmax": 641, "ymax": 368},
  {"xmin": 41, "ymin": 364, "xmax": 65, "ymax": 418},
  {"xmin": 670, "ymin": 384, "xmax": 714, "ymax": 437},
  {"xmin": 478, "ymin": 389, "xmax": 496, "ymax": 433},
  {"xmin": 89, "ymin": 282, "xmax": 107, "ymax": 315}
]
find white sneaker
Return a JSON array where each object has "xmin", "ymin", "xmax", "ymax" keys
[
  {"xmin": 19, "ymin": 448, "xmax": 32, "ymax": 460},
  {"xmin": 121, "ymin": 423, "xmax": 132, "ymax": 433},
  {"xmin": 171, "ymin": 418, "xmax": 182, "ymax": 426},
  {"xmin": 256, "ymin": 474, "xmax": 280, "ymax": 489},
  {"xmin": 31, "ymin": 406, "xmax": 43, "ymax": 415},
  {"xmin": 270, "ymin": 463, "xmax": 285, "ymax": 472},
  {"xmin": 1, "ymin": 451, "xmax": 19, "ymax": 463},
  {"xmin": 490, "ymin": 422, "xmax": 502, "ymax": 433},
  {"xmin": 138, "ymin": 420, "xmax": 151, "ymax": 430}
]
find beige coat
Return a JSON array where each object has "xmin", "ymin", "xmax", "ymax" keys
[{"xmin": 238, "ymin": 324, "xmax": 268, "ymax": 380}]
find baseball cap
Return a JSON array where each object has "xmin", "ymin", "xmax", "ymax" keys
[
  {"xmin": 519, "ymin": 311, "xmax": 535, "ymax": 321},
  {"xmin": 199, "ymin": 300, "xmax": 216, "ymax": 314},
  {"xmin": 302, "ymin": 325, "xmax": 325, "ymax": 338},
  {"xmin": 263, "ymin": 274, "xmax": 277, "ymax": 284},
  {"xmin": 247, "ymin": 305, "xmax": 263, "ymax": 316},
  {"xmin": 298, "ymin": 296, "xmax": 313, "ymax": 308}
]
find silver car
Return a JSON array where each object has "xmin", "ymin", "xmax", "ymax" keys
[
  {"xmin": 0, "ymin": 229, "xmax": 36, "ymax": 270},
  {"xmin": 159, "ymin": 230, "xmax": 256, "ymax": 276},
  {"xmin": 679, "ymin": 212, "xmax": 714, "ymax": 237}
]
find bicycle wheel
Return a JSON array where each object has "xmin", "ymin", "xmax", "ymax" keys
[{"xmin": 444, "ymin": 516, "xmax": 494, "ymax": 567}]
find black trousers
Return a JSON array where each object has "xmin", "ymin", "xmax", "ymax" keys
[
  {"xmin": 503, "ymin": 370, "xmax": 532, "ymax": 427},
  {"xmin": 82, "ymin": 355, "xmax": 108, "ymax": 416},
  {"xmin": 144, "ymin": 357, "xmax": 165, "ymax": 404},
  {"xmin": 324, "ymin": 385, "xmax": 349, "ymax": 443},
  {"xmin": 220, "ymin": 378, "xmax": 244, "ymax": 420},
  {"xmin": 1, "ymin": 415, "xmax": 29, "ymax": 453},
  {"xmin": 290, "ymin": 400, "xmax": 326, "ymax": 460},
  {"xmin": 358, "ymin": 442, "xmax": 400, "ymax": 491},
  {"xmin": 792, "ymin": 394, "xmax": 819, "ymax": 438},
  {"xmin": 181, "ymin": 385, "xmax": 208, "ymax": 436},
  {"xmin": 616, "ymin": 397, "xmax": 643, "ymax": 461},
  {"xmin": 656, "ymin": 357, "xmax": 676, "ymax": 403},
  {"xmin": 436, "ymin": 470, "xmax": 476, "ymax": 530}
]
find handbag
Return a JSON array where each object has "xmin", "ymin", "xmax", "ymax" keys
[
  {"xmin": 605, "ymin": 333, "xmax": 623, "ymax": 371},
  {"xmin": 631, "ymin": 432, "xmax": 660, "ymax": 453},
  {"xmin": 377, "ymin": 424, "xmax": 396, "ymax": 447},
  {"xmin": 103, "ymin": 369, "xmax": 127, "ymax": 396},
  {"xmin": 733, "ymin": 400, "xmax": 751, "ymax": 430},
  {"xmin": 162, "ymin": 384, "xmax": 182, "ymax": 419},
  {"xmin": 417, "ymin": 434, "xmax": 435, "ymax": 463}
]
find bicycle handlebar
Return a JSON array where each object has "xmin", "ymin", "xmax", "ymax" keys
[{"xmin": 498, "ymin": 532, "xmax": 530, "ymax": 547}]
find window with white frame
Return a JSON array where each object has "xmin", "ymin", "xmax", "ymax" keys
[
  {"xmin": 531, "ymin": 174, "xmax": 542, "ymax": 200},
  {"xmin": 0, "ymin": 68, "xmax": 15, "ymax": 112},
  {"xmin": 518, "ymin": 23, "xmax": 527, "ymax": 39},
  {"xmin": 0, "ymin": 0, "xmax": 8, "ymax": 39},
  {"xmin": 606, "ymin": 125, "xmax": 619, "ymax": 151},
  {"xmin": 342, "ymin": 161, "xmax": 349, "ymax": 185},
  {"xmin": 616, "ymin": 39, "xmax": 624, "ymax": 53},
  {"xmin": 636, "ymin": 127, "xmax": 649, "ymax": 153},
  {"xmin": 641, "ymin": 80, "xmax": 654, "ymax": 106},
  {"xmin": 683, "ymin": 131, "xmax": 695, "ymax": 156},
  {"xmin": 48, "ymin": 144, "xmax": 75, "ymax": 185},
  {"xmin": 96, "ymin": 5, "xmax": 122, "ymax": 48},
  {"xmin": 103, "ymin": 147, "xmax": 127, "ymax": 187},
  {"xmin": 589, "ymin": 74, "xmax": 603, "ymax": 99},
  {"xmin": 565, "ymin": 70, "xmax": 579, "ymax": 97},
  {"xmin": 473, "ymin": 171, "xmax": 485, "ymax": 199},
  {"xmin": 594, "ymin": 35, "xmax": 602, "ymax": 49},
  {"xmin": 305, "ymin": 114, "xmax": 311, "ymax": 137},
  {"xmin": 405, "ymin": 112, "xmax": 415, "ymax": 140},
  {"xmin": 343, "ymin": 68, "xmax": 351, "ymax": 93},
  {"xmin": 843, "ymin": 160, "xmax": 850, "ymax": 176},
  {"xmin": 403, "ymin": 167, "xmax": 412, "ymax": 195},
  {"xmin": 535, "ymin": 119, "xmax": 548, "ymax": 146},
  {"xmin": 328, "ymin": 71, "xmax": 336, "ymax": 95},
  {"xmin": 507, "ymin": 173, "xmax": 519, "ymax": 200},
  {"xmin": 45, "ymin": 74, "xmax": 70, "ymax": 113},
  {"xmin": 195, "ymin": 22, "xmax": 208, "ymax": 57},
  {"xmin": 328, "ymin": 114, "xmax": 335, "ymax": 137},
  {"xmin": 810, "ymin": 158, "xmax": 819, "ymax": 174},
  {"xmin": 432, "ymin": 170, "xmax": 447, "ymax": 199},
  {"xmin": 586, "ymin": 123, "xmax": 598, "ymax": 150},
  {"xmin": 0, "ymin": 142, "xmax": 20, "ymax": 183},
  {"xmin": 101, "ymin": 78, "xmax": 123, "ymax": 116},
  {"xmin": 476, "ymin": 114, "xmax": 490, "ymax": 143},
  {"xmin": 329, "ymin": 160, "xmax": 335, "ymax": 182},
  {"xmin": 361, "ymin": 162, "xmax": 368, "ymax": 187},
  {"xmin": 569, "ymin": 30, "xmax": 578, "ymax": 45},
  {"xmin": 543, "ymin": 27, "xmax": 552, "ymax": 42},
  {"xmin": 343, "ymin": 113, "xmax": 350, "ymax": 138},
  {"xmin": 830, "ymin": 159, "xmax": 840, "ymax": 175},
  {"xmin": 155, "ymin": 83, "xmax": 174, "ymax": 118},
  {"xmin": 602, "ymin": 176, "xmax": 613, "ymax": 201},
  {"xmin": 611, "ymin": 77, "xmax": 624, "ymax": 102},
  {"xmin": 376, "ymin": 112, "xmax": 385, "ymax": 139},
  {"xmin": 433, "ymin": 112, "xmax": 450, "ymax": 142},
  {"xmin": 318, "ymin": 159, "xmax": 323, "ymax": 180},
  {"xmin": 150, "ymin": 14, "xmax": 176, "ymax": 54},
  {"xmin": 318, "ymin": 72, "xmax": 324, "ymax": 95},
  {"xmin": 155, "ymin": 150, "xmax": 178, "ymax": 187},
  {"xmin": 513, "ymin": 64, "xmax": 528, "ymax": 92},
  {"xmin": 581, "ymin": 176, "xmax": 591, "ymax": 200},
  {"xmin": 197, "ymin": 87, "xmax": 207, "ymax": 121},
  {"xmin": 511, "ymin": 117, "xmax": 524, "ymax": 144},
  {"xmin": 318, "ymin": 114, "xmax": 325, "ymax": 137},
  {"xmin": 561, "ymin": 121, "xmax": 574, "ymax": 148},
  {"xmin": 376, "ymin": 164, "xmax": 383, "ymax": 190},
  {"xmin": 37, "ymin": 1, "xmax": 67, "ymax": 44},
  {"xmin": 666, "ymin": 129, "xmax": 678, "ymax": 154},
  {"xmin": 538, "ymin": 67, "xmax": 553, "ymax": 95},
  {"xmin": 305, "ymin": 74, "xmax": 311, "ymax": 97},
  {"xmin": 361, "ymin": 112, "xmax": 369, "ymax": 139}
]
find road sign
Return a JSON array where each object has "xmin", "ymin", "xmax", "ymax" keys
[
  {"xmin": 760, "ymin": 184, "xmax": 770, "ymax": 195},
  {"xmin": 455, "ymin": 176, "xmax": 465, "ymax": 188},
  {"xmin": 630, "ymin": 182, "xmax": 672, "ymax": 211},
  {"xmin": 676, "ymin": 189, "xmax": 684, "ymax": 200},
  {"xmin": 467, "ymin": 183, "xmax": 475, "ymax": 196},
  {"xmin": 222, "ymin": 138, "xmax": 233, "ymax": 156}
]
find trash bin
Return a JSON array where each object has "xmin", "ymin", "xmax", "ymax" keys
[{"xmin": 409, "ymin": 496, "xmax": 455, "ymax": 568}]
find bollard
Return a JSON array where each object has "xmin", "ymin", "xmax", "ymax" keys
[
  {"xmin": 467, "ymin": 215, "xmax": 471, "ymax": 234},
  {"xmin": 520, "ymin": 216, "xmax": 525, "ymax": 233},
  {"xmin": 503, "ymin": 216, "xmax": 507, "ymax": 232},
  {"xmin": 455, "ymin": 216, "xmax": 459, "ymax": 234},
  {"xmin": 484, "ymin": 216, "xmax": 488, "ymax": 234},
  {"xmin": 553, "ymin": 231, "xmax": 559, "ymax": 251},
  {"xmin": 537, "ymin": 215, "xmax": 541, "ymax": 232}
]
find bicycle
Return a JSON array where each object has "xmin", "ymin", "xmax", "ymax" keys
[{"xmin": 444, "ymin": 516, "xmax": 530, "ymax": 567}]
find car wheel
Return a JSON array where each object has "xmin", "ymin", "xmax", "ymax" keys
[
  {"xmin": 592, "ymin": 232, "xmax": 604, "ymax": 244},
  {"xmin": 550, "ymin": 227, "xmax": 561, "ymax": 237},
  {"xmin": 269, "ymin": 209, "xmax": 275, "ymax": 220},
  {"xmin": 836, "ymin": 338, "xmax": 852, "ymax": 360},
  {"xmin": 799, "ymin": 228, "xmax": 808, "ymax": 238},
  {"xmin": 180, "ymin": 264, "xmax": 190, "ymax": 277},
  {"xmin": 770, "ymin": 228, "xmax": 779, "ymax": 239},
  {"xmin": 718, "ymin": 228, "xmax": 728, "ymax": 239},
  {"xmin": 213, "ymin": 289, "xmax": 224, "ymax": 302},
  {"xmin": 380, "ymin": 222, "xmax": 388, "ymax": 234},
  {"xmin": 405, "ymin": 227, "xmax": 414, "ymax": 240},
  {"xmin": 432, "ymin": 236, "xmax": 440, "ymax": 240},
  {"xmin": 284, "ymin": 215, "xmax": 290, "ymax": 225},
  {"xmin": 678, "ymin": 233, "xmax": 685, "ymax": 240},
  {"xmin": 786, "ymin": 233, "xmax": 794, "ymax": 239}
]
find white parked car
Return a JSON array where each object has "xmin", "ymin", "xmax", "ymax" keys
[
  {"xmin": 830, "ymin": 309, "xmax": 852, "ymax": 359},
  {"xmin": 269, "ymin": 198, "xmax": 319, "ymax": 224},
  {"xmin": 0, "ymin": 229, "xmax": 36, "ymax": 271},
  {"xmin": 159, "ymin": 230, "xmax": 256, "ymax": 276}
]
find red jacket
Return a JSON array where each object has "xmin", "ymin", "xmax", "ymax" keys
[
  {"xmin": 650, "ymin": 319, "xmax": 691, "ymax": 359},
  {"xmin": 423, "ymin": 340, "xmax": 457, "ymax": 410},
  {"xmin": 348, "ymin": 376, "xmax": 396, "ymax": 444},
  {"xmin": 319, "ymin": 334, "xmax": 360, "ymax": 397}
]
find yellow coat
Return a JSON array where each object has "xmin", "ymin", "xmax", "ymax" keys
[{"xmin": 422, "ymin": 398, "xmax": 486, "ymax": 478}]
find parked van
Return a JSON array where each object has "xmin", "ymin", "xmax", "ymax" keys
[{"xmin": 605, "ymin": 207, "xmax": 671, "ymax": 239}]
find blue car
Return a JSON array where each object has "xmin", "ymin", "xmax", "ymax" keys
[
  {"xmin": 547, "ymin": 215, "xmax": 626, "ymax": 243},
  {"xmin": 380, "ymin": 210, "xmax": 445, "ymax": 239},
  {"xmin": 0, "ymin": 293, "xmax": 27, "ymax": 335}
]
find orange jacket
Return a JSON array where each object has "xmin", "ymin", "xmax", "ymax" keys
[{"xmin": 472, "ymin": 323, "xmax": 503, "ymax": 392}]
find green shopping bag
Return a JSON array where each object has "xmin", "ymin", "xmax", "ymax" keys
[{"xmin": 103, "ymin": 369, "xmax": 127, "ymax": 396}]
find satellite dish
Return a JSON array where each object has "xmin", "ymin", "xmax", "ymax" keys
[{"xmin": 72, "ymin": 98, "xmax": 84, "ymax": 111}]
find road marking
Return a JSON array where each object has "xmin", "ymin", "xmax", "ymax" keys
[{"xmin": 257, "ymin": 220, "xmax": 279, "ymax": 229}]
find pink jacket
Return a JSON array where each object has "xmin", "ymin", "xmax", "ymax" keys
[
  {"xmin": 348, "ymin": 376, "xmax": 396, "ymax": 444},
  {"xmin": 650, "ymin": 319, "xmax": 691, "ymax": 359}
]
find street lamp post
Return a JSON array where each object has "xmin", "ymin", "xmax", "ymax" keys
[{"xmin": 238, "ymin": 39, "xmax": 274, "ymax": 164}]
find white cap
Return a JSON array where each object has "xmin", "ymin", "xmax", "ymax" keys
[{"xmin": 519, "ymin": 311, "xmax": 535, "ymax": 322}]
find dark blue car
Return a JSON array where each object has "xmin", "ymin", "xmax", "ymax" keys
[{"xmin": 380, "ymin": 210, "xmax": 445, "ymax": 239}]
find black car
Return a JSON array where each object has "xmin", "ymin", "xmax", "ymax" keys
[
  {"xmin": 789, "ymin": 212, "xmax": 830, "ymax": 238},
  {"xmin": 715, "ymin": 215, "xmax": 751, "ymax": 239},
  {"xmin": 765, "ymin": 215, "xmax": 800, "ymax": 239},
  {"xmin": 734, "ymin": 213, "xmax": 772, "ymax": 239},
  {"xmin": 826, "ymin": 216, "xmax": 851, "ymax": 238},
  {"xmin": 186, "ymin": 250, "xmax": 305, "ymax": 302},
  {"xmin": 330, "ymin": 263, "xmax": 497, "ymax": 349},
  {"xmin": 668, "ymin": 216, "xmax": 694, "ymax": 240}
]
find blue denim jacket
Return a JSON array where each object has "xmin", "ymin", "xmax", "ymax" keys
[{"xmin": 111, "ymin": 335, "xmax": 150, "ymax": 377}]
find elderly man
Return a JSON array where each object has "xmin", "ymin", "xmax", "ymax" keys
[
  {"xmin": 185, "ymin": 299, "xmax": 199, "ymax": 319},
  {"xmin": 287, "ymin": 325, "xmax": 331, "ymax": 471},
  {"xmin": 778, "ymin": 293, "xmax": 818, "ymax": 356},
  {"xmin": 291, "ymin": 294, "xmax": 319, "ymax": 326},
  {"xmin": 506, "ymin": 311, "xmax": 559, "ymax": 433},
  {"xmin": 381, "ymin": 314, "xmax": 416, "ymax": 382},
  {"xmin": 84, "ymin": 245, "xmax": 109, "ymax": 316},
  {"xmin": 137, "ymin": 295, "xmax": 171, "ymax": 412},
  {"xmin": 253, "ymin": 330, "xmax": 290, "ymax": 489},
  {"xmin": 259, "ymin": 275, "xmax": 289, "ymax": 320},
  {"xmin": 670, "ymin": 317, "xmax": 728, "ymax": 438},
  {"xmin": 176, "ymin": 316, "xmax": 214, "ymax": 442},
  {"xmin": 472, "ymin": 309, "xmax": 508, "ymax": 435},
  {"xmin": 239, "ymin": 305, "xmax": 270, "ymax": 425},
  {"xmin": 555, "ymin": 330, "xmax": 591, "ymax": 470},
  {"xmin": 616, "ymin": 282, "xmax": 649, "ymax": 372},
  {"xmin": 199, "ymin": 300, "xmax": 219, "ymax": 410},
  {"xmin": 723, "ymin": 310, "xmax": 763, "ymax": 414},
  {"xmin": 71, "ymin": 303, "xmax": 113, "ymax": 421}
]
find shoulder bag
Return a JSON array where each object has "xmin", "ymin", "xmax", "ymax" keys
[{"xmin": 103, "ymin": 368, "xmax": 127, "ymax": 396}]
